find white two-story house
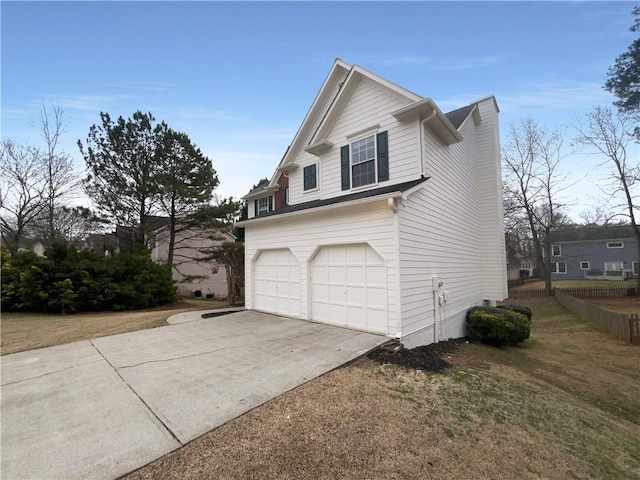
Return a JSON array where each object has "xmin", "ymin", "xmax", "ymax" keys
[{"xmin": 237, "ymin": 59, "xmax": 507, "ymax": 348}]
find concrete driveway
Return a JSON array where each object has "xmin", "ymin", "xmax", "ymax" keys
[{"xmin": 1, "ymin": 310, "xmax": 387, "ymax": 480}]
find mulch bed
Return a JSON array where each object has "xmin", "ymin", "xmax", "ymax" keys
[{"xmin": 367, "ymin": 337, "xmax": 469, "ymax": 372}]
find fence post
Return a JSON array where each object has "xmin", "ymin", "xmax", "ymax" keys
[{"xmin": 630, "ymin": 314, "xmax": 640, "ymax": 345}]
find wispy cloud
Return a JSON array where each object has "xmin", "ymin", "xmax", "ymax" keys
[
  {"xmin": 103, "ymin": 81, "xmax": 176, "ymax": 93},
  {"xmin": 436, "ymin": 78, "xmax": 613, "ymax": 115},
  {"xmin": 37, "ymin": 94, "xmax": 132, "ymax": 111},
  {"xmin": 498, "ymin": 79, "xmax": 613, "ymax": 113},
  {"xmin": 0, "ymin": 108, "xmax": 30, "ymax": 118},
  {"xmin": 339, "ymin": 52, "xmax": 430, "ymax": 67},
  {"xmin": 169, "ymin": 107, "xmax": 249, "ymax": 122},
  {"xmin": 434, "ymin": 55, "xmax": 508, "ymax": 71}
]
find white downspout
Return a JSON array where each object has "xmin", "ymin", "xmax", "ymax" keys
[{"xmin": 419, "ymin": 110, "xmax": 436, "ymax": 177}]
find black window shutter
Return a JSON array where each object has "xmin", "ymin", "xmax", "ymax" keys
[
  {"xmin": 268, "ymin": 196, "xmax": 273, "ymax": 212},
  {"xmin": 377, "ymin": 131, "xmax": 389, "ymax": 182},
  {"xmin": 341, "ymin": 145, "xmax": 350, "ymax": 190},
  {"xmin": 254, "ymin": 199, "xmax": 258, "ymax": 216}
]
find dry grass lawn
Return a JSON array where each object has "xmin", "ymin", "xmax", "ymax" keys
[
  {"xmin": 0, "ymin": 298, "xmax": 229, "ymax": 355},
  {"xmin": 584, "ymin": 296, "xmax": 640, "ymax": 314},
  {"xmin": 125, "ymin": 298, "xmax": 640, "ymax": 480}
]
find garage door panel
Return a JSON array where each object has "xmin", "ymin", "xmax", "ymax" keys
[
  {"xmin": 253, "ymin": 249, "xmax": 300, "ymax": 318},
  {"xmin": 346, "ymin": 266, "xmax": 366, "ymax": 284},
  {"xmin": 346, "ymin": 285, "xmax": 365, "ymax": 305},
  {"xmin": 311, "ymin": 244, "xmax": 387, "ymax": 334}
]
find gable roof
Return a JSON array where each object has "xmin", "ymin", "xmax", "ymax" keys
[
  {"xmin": 550, "ymin": 225, "xmax": 637, "ymax": 243},
  {"xmin": 272, "ymin": 59, "xmax": 465, "ymax": 183},
  {"xmin": 237, "ymin": 177, "xmax": 429, "ymax": 225}
]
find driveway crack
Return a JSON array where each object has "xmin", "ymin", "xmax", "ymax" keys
[
  {"xmin": 89, "ymin": 340, "xmax": 183, "ymax": 446},
  {"xmin": 1, "ymin": 359, "xmax": 104, "ymax": 387},
  {"xmin": 114, "ymin": 331, "xmax": 319, "ymax": 370}
]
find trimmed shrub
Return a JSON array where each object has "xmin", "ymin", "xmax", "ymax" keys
[
  {"xmin": 466, "ymin": 306, "xmax": 531, "ymax": 347},
  {"xmin": 497, "ymin": 304, "xmax": 533, "ymax": 321}
]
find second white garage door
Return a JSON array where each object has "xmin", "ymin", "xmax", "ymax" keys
[
  {"xmin": 310, "ymin": 244, "xmax": 387, "ymax": 334},
  {"xmin": 253, "ymin": 249, "xmax": 300, "ymax": 317}
]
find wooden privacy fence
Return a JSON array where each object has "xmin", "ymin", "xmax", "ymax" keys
[{"xmin": 554, "ymin": 290, "xmax": 640, "ymax": 344}]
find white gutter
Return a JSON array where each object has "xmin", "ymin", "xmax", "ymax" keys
[
  {"xmin": 236, "ymin": 191, "xmax": 403, "ymax": 227},
  {"xmin": 419, "ymin": 110, "xmax": 436, "ymax": 177}
]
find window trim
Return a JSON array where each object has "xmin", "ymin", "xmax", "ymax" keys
[
  {"xmin": 551, "ymin": 244, "xmax": 561, "ymax": 257},
  {"xmin": 257, "ymin": 197, "xmax": 270, "ymax": 215},
  {"xmin": 633, "ymin": 261, "xmax": 639, "ymax": 276},
  {"xmin": 349, "ymin": 134, "xmax": 378, "ymax": 190},
  {"xmin": 580, "ymin": 261, "xmax": 590, "ymax": 270},
  {"xmin": 553, "ymin": 262, "xmax": 567, "ymax": 274},
  {"xmin": 303, "ymin": 163, "xmax": 318, "ymax": 192},
  {"xmin": 607, "ymin": 241, "xmax": 624, "ymax": 249}
]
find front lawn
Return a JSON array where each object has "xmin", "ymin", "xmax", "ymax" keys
[
  {"xmin": 0, "ymin": 298, "xmax": 229, "ymax": 355},
  {"xmin": 125, "ymin": 297, "xmax": 640, "ymax": 480}
]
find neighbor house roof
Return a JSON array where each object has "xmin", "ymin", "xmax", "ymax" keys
[
  {"xmin": 237, "ymin": 177, "xmax": 429, "ymax": 225},
  {"xmin": 550, "ymin": 225, "xmax": 637, "ymax": 243}
]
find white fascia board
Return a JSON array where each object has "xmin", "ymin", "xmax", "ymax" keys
[
  {"xmin": 235, "ymin": 191, "xmax": 403, "ymax": 227},
  {"xmin": 277, "ymin": 60, "xmax": 351, "ymax": 170},
  {"xmin": 304, "ymin": 140, "xmax": 334, "ymax": 156},
  {"xmin": 241, "ymin": 186, "xmax": 279, "ymax": 201},
  {"xmin": 472, "ymin": 94, "xmax": 500, "ymax": 113},
  {"xmin": 393, "ymin": 98, "xmax": 462, "ymax": 144}
]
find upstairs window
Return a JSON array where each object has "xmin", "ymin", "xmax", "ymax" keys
[
  {"xmin": 607, "ymin": 241, "xmax": 623, "ymax": 249},
  {"xmin": 580, "ymin": 261, "xmax": 590, "ymax": 270},
  {"xmin": 351, "ymin": 136, "xmax": 376, "ymax": 188},
  {"xmin": 303, "ymin": 164, "xmax": 317, "ymax": 191},
  {"xmin": 341, "ymin": 131, "xmax": 388, "ymax": 190},
  {"xmin": 255, "ymin": 196, "xmax": 272, "ymax": 216},
  {"xmin": 552, "ymin": 244, "xmax": 561, "ymax": 256}
]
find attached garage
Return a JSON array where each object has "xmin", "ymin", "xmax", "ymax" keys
[
  {"xmin": 310, "ymin": 244, "xmax": 387, "ymax": 334},
  {"xmin": 253, "ymin": 249, "xmax": 300, "ymax": 317}
]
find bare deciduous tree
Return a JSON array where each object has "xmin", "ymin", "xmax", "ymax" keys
[
  {"xmin": 502, "ymin": 117, "xmax": 572, "ymax": 295},
  {"xmin": 575, "ymin": 106, "xmax": 640, "ymax": 290},
  {"xmin": 38, "ymin": 102, "xmax": 80, "ymax": 244},
  {"xmin": 0, "ymin": 140, "xmax": 47, "ymax": 254},
  {"xmin": 40, "ymin": 101, "xmax": 80, "ymax": 243}
]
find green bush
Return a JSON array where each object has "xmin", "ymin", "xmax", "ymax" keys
[
  {"xmin": 1, "ymin": 244, "xmax": 176, "ymax": 313},
  {"xmin": 466, "ymin": 306, "xmax": 531, "ymax": 346},
  {"xmin": 497, "ymin": 304, "xmax": 533, "ymax": 321}
]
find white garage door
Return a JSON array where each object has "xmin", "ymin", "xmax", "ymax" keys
[
  {"xmin": 253, "ymin": 249, "xmax": 300, "ymax": 317},
  {"xmin": 310, "ymin": 244, "xmax": 387, "ymax": 334}
]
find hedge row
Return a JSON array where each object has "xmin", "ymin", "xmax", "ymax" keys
[{"xmin": 1, "ymin": 244, "xmax": 176, "ymax": 313}]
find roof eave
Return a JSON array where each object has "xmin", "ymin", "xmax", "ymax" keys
[{"xmin": 236, "ymin": 191, "xmax": 403, "ymax": 227}]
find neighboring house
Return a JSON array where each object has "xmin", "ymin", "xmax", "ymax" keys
[
  {"xmin": 550, "ymin": 225, "xmax": 639, "ymax": 281},
  {"xmin": 104, "ymin": 216, "xmax": 234, "ymax": 297},
  {"xmin": 149, "ymin": 222, "xmax": 234, "ymax": 297},
  {"xmin": 236, "ymin": 59, "xmax": 507, "ymax": 348}
]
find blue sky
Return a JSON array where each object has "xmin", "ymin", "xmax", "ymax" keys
[{"xmin": 2, "ymin": 1, "xmax": 637, "ymax": 219}]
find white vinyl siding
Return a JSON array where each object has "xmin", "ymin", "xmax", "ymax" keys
[
  {"xmin": 244, "ymin": 200, "xmax": 398, "ymax": 334},
  {"xmin": 398, "ymin": 100, "xmax": 506, "ymax": 347},
  {"xmin": 288, "ymin": 77, "xmax": 418, "ymax": 204}
]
